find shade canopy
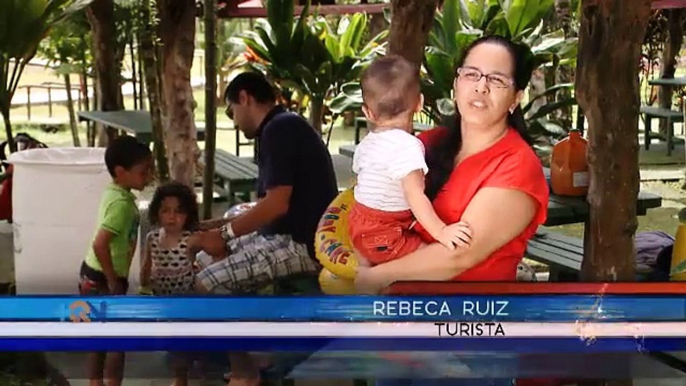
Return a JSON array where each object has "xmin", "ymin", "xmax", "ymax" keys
[{"xmin": 217, "ymin": 0, "xmax": 388, "ymax": 18}]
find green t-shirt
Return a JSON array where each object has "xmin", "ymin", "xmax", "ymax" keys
[{"xmin": 84, "ymin": 183, "xmax": 140, "ymax": 278}]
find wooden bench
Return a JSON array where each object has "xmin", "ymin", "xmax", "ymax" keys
[
  {"xmin": 640, "ymin": 105, "xmax": 685, "ymax": 155},
  {"xmin": 205, "ymin": 149, "xmax": 259, "ymax": 204},
  {"xmin": 526, "ymin": 230, "xmax": 583, "ymax": 282}
]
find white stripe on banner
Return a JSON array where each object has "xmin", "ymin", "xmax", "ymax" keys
[{"xmin": 0, "ymin": 322, "xmax": 683, "ymax": 338}]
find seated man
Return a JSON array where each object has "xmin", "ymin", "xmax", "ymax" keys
[{"xmin": 193, "ymin": 71, "xmax": 339, "ymax": 386}]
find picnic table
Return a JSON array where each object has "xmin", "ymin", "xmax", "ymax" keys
[
  {"xmin": 648, "ymin": 77, "xmax": 686, "ymax": 87},
  {"xmin": 642, "ymin": 77, "xmax": 686, "ymax": 155},
  {"xmin": 77, "ymin": 110, "xmax": 206, "ymax": 145},
  {"xmin": 339, "ymin": 143, "xmax": 663, "ymax": 280},
  {"xmin": 78, "ymin": 110, "xmax": 258, "ymax": 203}
]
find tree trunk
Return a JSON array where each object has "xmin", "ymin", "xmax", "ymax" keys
[
  {"xmin": 87, "ymin": 0, "xmax": 124, "ymax": 146},
  {"xmin": 309, "ymin": 97, "xmax": 325, "ymax": 136},
  {"xmin": 158, "ymin": 0, "xmax": 199, "ymax": 188},
  {"xmin": 1, "ymin": 110, "xmax": 13, "ymax": 153},
  {"xmin": 130, "ymin": 39, "xmax": 138, "ymax": 110},
  {"xmin": 387, "ymin": 0, "xmax": 438, "ymax": 67},
  {"xmin": 528, "ymin": 68, "xmax": 547, "ymax": 119},
  {"xmin": 202, "ymin": 0, "xmax": 217, "ymax": 220},
  {"xmin": 136, "ymin": 7, "xmax": 146, "ymax": 112},
  {"xmin": 576, "ymin": 0, "xmax": 651, "ymax": 290},
  {"xmin": 657, "ymin": 9, "xmax": 685, "ymax": 135},
  {"xmin": 63, "ymin": 74, "xmax": 81, "ymax": 147},
  {"xmin": 217, "ymin": 20, "xmax": 227, "ymax": 105},
  {"xmin": 141, "ymin": 0, "xmax": 169, "ymax": 182}
]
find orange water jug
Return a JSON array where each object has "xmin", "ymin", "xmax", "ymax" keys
[
  {"xmin": 670, "ymin": 208, "xmax": 686, "ymax": 281},
  {"xmin": 550, "ymin": 129, "xmax": 589, "ymax": 196}
]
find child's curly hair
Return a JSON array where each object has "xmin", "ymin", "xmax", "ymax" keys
[{"xmin": 148, "ymin": 181, "xmax": 199, "ymax": 231}]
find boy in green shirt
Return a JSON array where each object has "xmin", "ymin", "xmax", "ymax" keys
[{"xmin": 79, "ymin": 135, "xmax": 152, "ymax": 386}]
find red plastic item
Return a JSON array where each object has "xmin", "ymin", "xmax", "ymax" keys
[
  {"xmin": 550, "ymin": 130, "xmax": 588, "ymax": 197},
  {"xmin": 0, "ymin": 165, "xmax": 13, "ymax": 222}
]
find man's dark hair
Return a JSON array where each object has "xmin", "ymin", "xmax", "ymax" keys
[
  {"xmin": 148, "ymin": 181, "xmax": 199, "ymax": 231},
  {"xmin": 104, "ymin": 135, "xmax": 152, "ymax": 177},
  {"xmin": 224, "ymin": 71, "xmax": 277, "ymax": 105}
]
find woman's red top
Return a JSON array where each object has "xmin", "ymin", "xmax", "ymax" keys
[{"xmin": 415, "ymin": 127, "xmax": 549, "ymax": 281}]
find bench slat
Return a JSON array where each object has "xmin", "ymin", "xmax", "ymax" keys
[
  {"xmin": 527, "ymin": 242, "xmax": 582, "ymax": 270},
  {"xmin": 640, "ymin": 106, "xmax": 685, "ymax": 120},
  {"xmin": 526, "ymin": 230, "xmax": 583, "ymax": 272},
  {"xmin": 216, "ymin": 150, "xmax": 258, "ymax": 174},
  {"xmin": 532, "ymin": 231, "xmax": 584, "ymax": 254},
  {"xmin": 209, "ymin": 149, "xmax": 258, "ymax": 181},
  {"xmin": 202, "ymin": 149, "xmax": 258, "ymax": 202},
  {"xmin": 214, "ymin": 158, "xmax": 257, "ymax": 180}
]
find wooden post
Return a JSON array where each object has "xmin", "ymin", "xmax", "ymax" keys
[
  {"xmin": 576, "ymin": 0, "xmax": 652, "ymax": 288},
  {"xmin": 26, "ymin": 87, "xmax": 31, "ymax": 121},
  {"xmin": 47, "ymin": 87, "xmax": 53, "ymax": 117},
  {"xmin": 387, "ymin": 0, "xmax": 439, "ymax": 67},
  {"xmin": 63, "ymin": 74, "xmax": 81, "ymax": 147},
  {"xmin": 202, "ymin": 0, "xmax": 218, "ymax": 219}
]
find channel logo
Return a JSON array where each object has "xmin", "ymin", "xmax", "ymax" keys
[{"xmin": 67, "ymin": 300, "xmax": 107, "ymax": 322}]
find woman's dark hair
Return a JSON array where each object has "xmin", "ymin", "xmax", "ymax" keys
[
  {"xmin": 425, "ymin": 35, "xmax": 536, "ymax": 200},
  {"xmin": 148, "ymin": 181, "xmax": 199, "ymax": 231}
]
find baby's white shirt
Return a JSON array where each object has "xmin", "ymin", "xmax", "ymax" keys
[{"xmin": 352, "ymin": 129, "xmax": 428, "ymax": 212}]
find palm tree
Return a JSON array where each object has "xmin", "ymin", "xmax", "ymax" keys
[{"xmin": 0, "ymin": 0, "xmax": 94, "ymax": 152}]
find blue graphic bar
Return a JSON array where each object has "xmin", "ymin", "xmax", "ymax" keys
[
  {"xmin": 0, "ymin": 295, "xmax": 685, "ymax": 322},
  {"xmin": 0, "ymin": 337, "xmax": 685, "ymax": 352}
]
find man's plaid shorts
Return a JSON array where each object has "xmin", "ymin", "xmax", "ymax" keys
[{"xmin": 195, "ymin": 232, "xmax": 320, "ymax": 294}]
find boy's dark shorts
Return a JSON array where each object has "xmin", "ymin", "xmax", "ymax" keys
[{"xmin": 79, "ymin": 262, "xmax": 129, "ymax": 295}]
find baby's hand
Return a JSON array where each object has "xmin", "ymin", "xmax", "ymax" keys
[{"xmin": 436, "ymin": 221, "xmax": 472, "ymax": 250}]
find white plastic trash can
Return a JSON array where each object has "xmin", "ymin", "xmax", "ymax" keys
[{"xmin": 8, "ymin": 148, "xmax": 141, "ymax": 294}]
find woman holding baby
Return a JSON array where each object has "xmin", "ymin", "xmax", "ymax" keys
[{"xmin": 353, "ymin": 35, "xmax": 550, "ymax": 386}]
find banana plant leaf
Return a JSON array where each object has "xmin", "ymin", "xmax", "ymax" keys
[
  {"xmin": 522, "ymin": 83, "xmax": 574, "ymax": 114},
  {"xmin": 499, "ymin": 0, "xmax": 554, "ymax": 40},
  {"xmin": 527, "ymin": 97, "xmax": 576, "ymax": 121},
  {"xmin": 0, "ymin": 0, "xmax": 94, "ymax": 151},
  {"xmin": 329, "ymin": 82, "xmax": 362, "ymax": 114},
  {"xmin": 238, "ymin": 0, "xmax": 385, "ymax": 127}
]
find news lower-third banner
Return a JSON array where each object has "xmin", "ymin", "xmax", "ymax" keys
[
  {"xmin": 0, "ymin": 295, "xmax": 685, "ymax": 351},
  {"xmin": 0, "ymin": 295, "xmax": 685, "ymax": 322},
  {"xmin": 1, "ymin": 321, "xmax": 686, "ymax": 351}
]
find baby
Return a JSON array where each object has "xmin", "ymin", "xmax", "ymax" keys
[{"xmin": 348, "ymin": 55, "xmax": 472, "ymax": 266}]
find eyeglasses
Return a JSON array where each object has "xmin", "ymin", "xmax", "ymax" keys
[
  {"xmin": 225, "ymin": 104, "xmax": 233, "ymax": 120},
  {"xmin": 456, "ymin": 67, "xmax": 514, "ymax": 89}
]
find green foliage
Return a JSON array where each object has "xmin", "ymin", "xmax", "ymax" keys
[
  {"xmin": 0, "ymin": 0, "xmax": 94, "ymax": 150},
  {"xmin": 38, "ymin": 10, "xmax": 92, "ymax": 74},
  {"xmin": 422, "ymin": 0, "xmax": 578, "ymax": 142},
  {"xmin": 329, "ymin": 0, "xmax": 576, "ymax": 133},
  {"xmin": 237, "ymin": 0, "xmax": 386, "ymax": 120}
]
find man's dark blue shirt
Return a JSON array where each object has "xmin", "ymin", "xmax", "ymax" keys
[{"xmin": 255, "ymin": 105, "xmax": 338, "ymax": 258}]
